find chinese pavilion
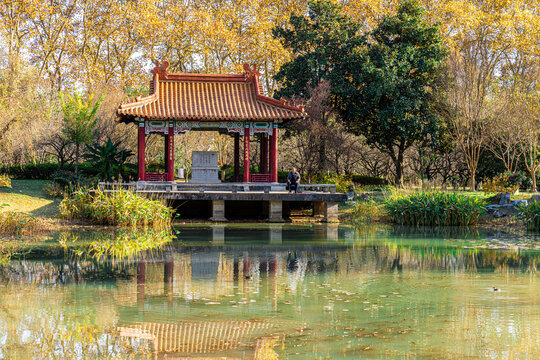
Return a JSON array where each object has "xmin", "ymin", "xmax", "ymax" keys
[{"xmin": 117, "ymin": 61, "xmax": 305, "ymax": 183}]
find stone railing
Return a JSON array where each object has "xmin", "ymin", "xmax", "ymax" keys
[{"xmin": 98, "ymin": 182, "xmax": 338, "ymax": 194}]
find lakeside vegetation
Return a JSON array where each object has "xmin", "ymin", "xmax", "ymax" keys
[
  {"xmin": 59, "ymin": 188, "xmax": 173, "ymax": 228},
  {"xmin": 385, "ymin": 192, "xmax": 486, "ymax": 227}
]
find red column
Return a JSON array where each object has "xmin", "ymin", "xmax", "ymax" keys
[
  {"xmin": 138, "ymin": 123, "xmax": 146, "ymax": 181},
  {"xmin": 243, "ymin": 126, "xmax": 250, "ymax": 182},
  {"xmin": 167, "ymin": 126, "xmax": 174, "ymax": 181},
  {"xmin": 234, "ymin": 133, "xmax": 240, "ymax": 182},
  {"xmin": 270, "ymin": 126, "xmax": 278, "ymax": 182},
  {"xmin": 260, "ymin": 134, "xmax": 268, "ymax": 174}
]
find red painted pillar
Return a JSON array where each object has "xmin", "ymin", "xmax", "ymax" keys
[
  {"xmin": 270, "ymin": 125, "xmax": 278, "ymax": 182},
  {"xmin": 243, "ymin": 126, "xmax": 250, "ymax": 182},
  {"xmin": 167, "ymin": 125, "xmax": 174, "ymax": 181},
  {"xmin": 138, "ymin": 122, "xmax": 146, "ymax": 181},
  {"xmin": 260, "ymin": 134, "xmax": 268, "ymax": 174},
  {"xmin": 234, "ymin": 133, "xmax": 240, "ymax": 182}
]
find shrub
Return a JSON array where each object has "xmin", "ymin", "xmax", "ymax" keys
[
  {"xmin": 59, "ymin": 188, "xmax": 173, "ymax": 228},
  {"xmin": 518, "ymin": 201, "xmax": 540, "ymax": 231},
  {"xmin": 0, "ymin": 162, "xmax": 127, "ymax": 180},
  {"xmin": 351, "ymin": 175, "xmax": 388, "ymax": 186},
  {"xmin": 385, "ymin": 191, "xmax": 486, "ymax": 226},
  {"xmin": 0, "ymin": 174, "xmax": 11, "ymax": 188},
  {"xmin": 482, "ymin": 173, "xmax": 519, "ymax": 194},
  {"xmin": 351, "ymin": 200, "xmax": 384, "ymax": 223},
  {"xmin": 42, "ymin": 183, "xmax": 65, "ymax": 198}
]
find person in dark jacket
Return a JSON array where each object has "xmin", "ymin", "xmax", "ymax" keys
[{"xmin": 287, "ymin": 168, "xmax": 300, "ymax": 193}]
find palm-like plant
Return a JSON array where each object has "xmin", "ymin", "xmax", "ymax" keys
[{"xmin": 84, "ymin": 139, "xmax": 134, "ymax": 181}]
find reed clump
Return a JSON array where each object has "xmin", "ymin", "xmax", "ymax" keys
[
  {"xmin": 518, "ymin": 201, "xmax": 540, "ymax": 231},
  {"xmin": 385, "ymin": 191, "xmax": 486, "ymax": 226},
  {"xmin": 59, "ymin": 188, "xmax": 173, "ymax": 228},
  {"xmin": 0, "ymin": 210, "xmax": 42, "ymax": 236}
]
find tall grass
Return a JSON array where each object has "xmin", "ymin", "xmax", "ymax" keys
[
  {"xmin": 518, "ymin": 201, "xmax": 540, "ymax": 231},
  {"xmin": 0, "ymin": 210, "xmax": 43, "ymax": 236},
  {"xmin": 59, "ymin": 188, "xmax": 173, "ymax": 228},
  {"xmin": 385, "ymin": 191, "xmax": 486, "ymax": 226}
]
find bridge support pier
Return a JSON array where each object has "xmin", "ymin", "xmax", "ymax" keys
[
  {"xmin": 267, "ymin": 200, "xmax": 284, "ymax": 222},
  {"xmin": 313, "ymin": 201, "xmax": 339, "ymax": 222},
  {"xmin": 209, "ymin": 200, "xmax": 227, "ymax": 222}
]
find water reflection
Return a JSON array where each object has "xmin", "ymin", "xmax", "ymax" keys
[{"xmin": 0, "ymin": 225, "xmax": 540, "ymax": 358}]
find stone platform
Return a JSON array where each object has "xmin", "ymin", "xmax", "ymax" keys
[{"xmin": 98, "ymin": 182, "xmax": 347, "ymax": 222}]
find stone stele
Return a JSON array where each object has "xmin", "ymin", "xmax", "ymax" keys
[{"xmin": 190, "ymin": 151, "xmax": 221, "ymax": 183}]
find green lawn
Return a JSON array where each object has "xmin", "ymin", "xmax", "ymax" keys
[{"xmin": 0, "ymin": 180, "xmax": 60, "ymax": 218}]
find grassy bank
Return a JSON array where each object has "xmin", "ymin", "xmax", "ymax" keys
[{"xmin": 0, "ymin": 180, "xmax": 60, "ymax": 218}]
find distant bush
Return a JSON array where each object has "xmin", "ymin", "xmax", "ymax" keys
[
  {"xmin": 351, "ymin": 175, "xmax": 388, "ymax": 186},
  {"xmin": 0, "ymin": 163, "xmax": 104, "ymax": 180},
  {"xmin": 518, "ymin": 201, "xmax": 540, "ymax": 231},
  {"xmin": 312, "ymin": 174, "xmax": 352, "ymax": 193},
  {"xmin": 42, "ymin": 183, "xmax": 65, "ymax": 198},
  {"xmin": 59, "ymin": 188, "xmax": 173, "ymax": 228},
  {"xmin": 385, "ymin": 191, "xmax": 486, "ymax": 226},
  {"xmin": 482, "ymin": 172, "xmax": 526, "ymax": 194},
  {"xmin": 0, "ymin": 174, "xmax": 11, "ymax": 188}
]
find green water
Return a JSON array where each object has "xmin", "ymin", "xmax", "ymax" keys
[{"xmin": 2, "ymin": 224, "xmax": 540, "ymax": 359}]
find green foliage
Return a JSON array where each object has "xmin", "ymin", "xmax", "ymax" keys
[
  {"xmin": 519, "ymin": 201, "xmax": 540, "ymax": 231},
  {"xmin": 273, "ymin": 0, "xmax": 362, "ymax": 100},
  {"xmin": 0, "ymin": 174, "xmax": 11, "ymax": 188},
  {"xmin": 52, "ymin": 169, "xmax": 78, "ymax": 189},
  {"xmin": 385, "ymin": 191, "xmax": 486, "ymax": 226},
  {"xmin": 340, "ymin": 1, "xmax": 448, "ymax": 185},
  {"xmin": 0, "ymin": 162, "xmax": 111, "ymax": 180},
  {"xmin": 275, "ymin": 0, "xmax": 449, "ymax": 186},
  {"xmin": 351, "ymin": 175, "xmax": 388, "ymax": 186},
  {"xmin": 59, "ymin": 188, "xmax": 173, "ymax": 228},
  {"xmin": 59, "ymin": 92, "xmax": 104, "ymax": 177},
  {"xmin": 84, "ymin": 138, "xmax": 134, "ymax": 181}
]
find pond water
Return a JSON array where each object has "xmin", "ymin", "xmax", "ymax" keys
[{"xmin": 1, "ymin": 224, "xmax": 540, "ymax": 359}]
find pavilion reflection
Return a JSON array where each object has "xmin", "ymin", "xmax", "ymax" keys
[{"xmin": 118, "ymin": 321, "xmax": 283, "ymax": 360}]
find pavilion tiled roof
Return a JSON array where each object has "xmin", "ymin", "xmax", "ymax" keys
[{"xmin": 117, "ymin": 62, "xmax": 305, "ymax": 123}]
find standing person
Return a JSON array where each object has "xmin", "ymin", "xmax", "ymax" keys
[{"xmin": 287, "ymin": 167, "xmax": 301, "ymax": 193}]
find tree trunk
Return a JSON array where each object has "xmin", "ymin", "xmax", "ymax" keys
[
  {"xmin": 470, "ymin": 172, "xmax": 476, "ymax": 191},
  {"xmin": 75, "ymin": 144, "xmax": 80, "ymax": 179},
  {"xmin": 531, "ymin": 169, "xmax": 537, "ymax": 193}
]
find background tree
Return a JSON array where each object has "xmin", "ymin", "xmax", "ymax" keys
[
  {"xmin": 59, "ymin": 92, "xmax": 103, "ymax": 177},
  {"xmin": 273, "ymin": 0, "xmax": 362, "ymax": 174},
  {"xmin": 338, "ymin": 0, "xmax": 448, "ymax": 185}
]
